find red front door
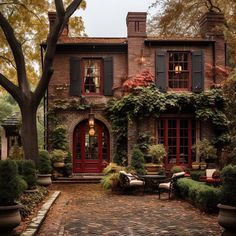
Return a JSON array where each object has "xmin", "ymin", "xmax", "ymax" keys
[{"xmin": 73, "ymin": 120, "xmax": 110, "ymax": 173}]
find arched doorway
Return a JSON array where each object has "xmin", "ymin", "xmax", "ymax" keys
[{"xmin": 73, "ymin": 119, "xmax": 110, "ymax": 173}]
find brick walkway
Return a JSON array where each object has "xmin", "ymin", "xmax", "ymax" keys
[{"xmin": 38, "ymin": 184, "xmax": 222, "ymax": 236}]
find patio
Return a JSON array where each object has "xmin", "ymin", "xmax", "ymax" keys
[{"xmin": 37, "ymin": 184, "xmax": 222, "ymax": 236}]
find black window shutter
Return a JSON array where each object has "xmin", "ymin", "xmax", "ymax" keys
[
  {"xmin": 104, "ymin": 57, "xmax": 113, "ymax": 96},
  {"xmin": 69, "ymin": 57, "xmax": 81, "ymax": 96},
  {"xmin": 192, "ymin": 50, "xmax": 204, "ymax": 93},
  {"xmin": 155, "ymin": 51, "xmax": 167, "ymax": 92}
]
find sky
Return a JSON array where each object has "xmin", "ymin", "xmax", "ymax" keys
[{"xmin": 77, "ymin": 0, "xmax": 155, "ymax": 37}]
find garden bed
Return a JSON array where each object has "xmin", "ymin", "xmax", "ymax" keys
[{"xmin": 14, "ymin": 186, "xmax": 49, "ymax": 234}]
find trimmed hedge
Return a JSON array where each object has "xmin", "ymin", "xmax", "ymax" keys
[
  {"xmin": 190, "ymin": 170, "xmax": 205, "ymax": 181},
  {"xmin": 177, "ymin": 178, "xmax": 221, "ymax": 212}
]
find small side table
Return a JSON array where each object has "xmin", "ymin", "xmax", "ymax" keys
[{"xmin": 140, "ymin": 175, "xmax": 166, "ymax": 193}]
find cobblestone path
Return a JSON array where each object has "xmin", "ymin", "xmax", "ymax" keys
[{"xmin": 38, "ymin": 184, "xmax": 222, "ymax": 236}]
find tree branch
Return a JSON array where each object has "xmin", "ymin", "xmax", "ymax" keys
[
  {"xmin": 0, "ymin": 55, "xmax": 16, "ymax": 69},
  {"xmin": 0, "ymin": 12, "xmax": 29, "ymax": 94},
  {"xmin": 34, "ymin": 0, "xmax": 82, "ymax": 105},
  {"xmin": 0, "ymin": 73, "xmax": 22, "ymax": 104}
]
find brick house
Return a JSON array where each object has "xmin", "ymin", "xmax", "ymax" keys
[{"xmin": 43, "ymin": 11, "xmax": 226, "ymax": 173}]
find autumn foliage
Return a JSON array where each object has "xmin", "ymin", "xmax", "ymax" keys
[{"xmin": 122, "ymin": 70, "xmax": 155, "ymax": 92}]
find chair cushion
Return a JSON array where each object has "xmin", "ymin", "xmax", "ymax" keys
[
  {"xmin": 206, "ymin": 169, "xmax": 216, "ymax": 178},
  {"xmin": 129, "ymin": 179, "xmax": 144, "ymax": 186},
  {"xmin": 159, "ymin": 182, "xmax": 171, "ymax": 189},
  {"xmin": 172, "ymin": 172, "xmax": 185, "ymax": 178}
]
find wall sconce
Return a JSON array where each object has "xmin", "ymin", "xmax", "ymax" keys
[
  {"xmin": 139, "ymin": 49, "xmax": 145, "ymax": 64},
  {"xmin": 88, "ymin": 113, "xmax": 95, "ymax": 127},
  {"xmin": 88, "ymin": 110, "xmax": 95, "ymax": 136},
  {"xmin": 175, "ymin": 65, "xmax": 182, "ymax": 74}
]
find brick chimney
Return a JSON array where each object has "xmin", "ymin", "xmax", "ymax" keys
[
  {"xmin": 126, "ymin": 12, "xmax": 147, "ymax": 37},
  {"xmin": 199, "ymin": 11, "xmax": 224, "ymax": 38},
  {"xmin": 199, "ymin": 11, "xmax": 226, "ymax": 84},
  {"xmin": 48, "ymin": 11, "xmax": 69, "ymax": 37}
]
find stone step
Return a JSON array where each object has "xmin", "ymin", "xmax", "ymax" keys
[{"xmin": 52, "ymin": 175, "xmax": 103, "ymax": 184}]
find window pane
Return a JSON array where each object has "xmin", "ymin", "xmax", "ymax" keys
[
  {"xmin": 168, "ymin": 52, "xmax": 190, "ymax": 89},
  {"xmin": 83, "ymin": 59, "xmax": 101, "ymax": 94}
]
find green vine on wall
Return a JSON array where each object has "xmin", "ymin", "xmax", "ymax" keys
[
  {"xmin": 106, "ymin": 86, "xmax": 229, "ymax": 163},
  {"xmin": 49, "ymin": 98, "xmax": 90, "ymax": 112}
]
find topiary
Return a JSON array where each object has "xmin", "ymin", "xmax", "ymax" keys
[
  {"xmin": 38, "ymin": 150, "xmax": 52, "ymax": 174},
  {"xmin": 131, "ymin": 146, "xmax": 146, "ymax": 175},
  {"xmin": 0, "ymin": 160, "xmax": 27, "ymax": 205},
  {"xmin": 16, "ymin": 160, "xmax": 37, "ymax": 189},
  {"xmin": 220, "ymin": 164, "xmax": 236, "ymax": 206}
]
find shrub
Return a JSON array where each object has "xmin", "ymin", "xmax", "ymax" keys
[
  {"xmin": 148, "ymin": 144, "xmax": 166, "ymax": 164},
  {"xmin": 220, "ymin": 164, "xmax": 236, "ymax": 206},
  {"xmin": 177, "ymin": 178, "xmax": 221, "ymax": 212},
  {"xmin": 16, "ymin": 160, "xmax": 37, "ymax": 189},
  {"xmin": 50, "ymin": 149, "xmax": 66, "ymax": 163},
  {"xmin": 190, "ymin": 170, "xmax": 205, "ymax": 181},
  {"xmin": 38, "ymin": 150, "xmax": 52, "ymax": 174},
  {"xmin": 101, "ymin": 163, "xmax": 123, "ymax": 190},
  {"xmin": 131, "ymin": 146, "xmax": 146, "ymax": 175},
  {"xmin": 0, "ymin": 160, "xmax": 27, "ymax": 205},
  {"xmin": 170, "ymin": 165, "xmax": 184, "ymax": 173},
  {"xmin": 51, "ymin": 125, "xmax": 68, "ymax": 150},
  {"xmin": 63, "ymin": 163, "xmax": 72, "ymax": 177}
]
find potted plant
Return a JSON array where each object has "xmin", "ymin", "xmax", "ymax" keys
[
  {"xmin": 50, "ymin": 149, "xmax": 66, "ymax": 168},
  {"xmin": 192, "ymin": 139, "xmax": 217, "ymax": 167},
  {"xmin": 0, "ymin": 160, "xmax": 27, "ymax": 232},
  {"xmin": 218, "ymin": 164, "xmax": 236, "ymax": 235},
  {"xmin": 145, "ymin": 144, "xmax": 166, "ymax": 173},
  {"xmin": 37, "ymin": 149, "xmax": 52, "ymax": 186},
  {"xmin": 191, "ymin": 161, "xmax": 200, "ymax": 170}
]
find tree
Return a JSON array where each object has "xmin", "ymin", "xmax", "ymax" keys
[
  {"xmin": 148, "ymin": 0, "xmax": 236, "ymax": 65},
  {"xmin": 0, "ymin": 0, "xmax": 84, "ymax": 165},
  {"xmin": 0, "ymin": 0, "xmax": 86, "ymax": 90}
]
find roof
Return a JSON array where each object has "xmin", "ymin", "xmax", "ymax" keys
[
  {"xmin": 1, "ymin": 113, "xmax": 21, "ymax": 128},
  {"xmin": 57, "ymin": 37, "xmax": 127, "ymax": 44}
]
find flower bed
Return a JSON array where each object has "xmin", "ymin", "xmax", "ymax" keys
[
  {"xmin": 177, "ymin": 178, "xmax": 221, "ymax": 213},
  {"xmin": 18, "ymin": 186, "xmax": 49, "ymax": 218}
]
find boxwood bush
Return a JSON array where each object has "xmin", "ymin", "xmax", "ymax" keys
[
  {"xmin": 190, "ymin": 170, "xmax": 205, "ymax": 181},
  {"xmin": 177, "ymin": 178, "xmax": 221, "ymax": 212}
]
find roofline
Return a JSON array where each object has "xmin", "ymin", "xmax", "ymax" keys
[{"xmin": 145, "ymin": 39, "xmax": 215, "ymax": 46}]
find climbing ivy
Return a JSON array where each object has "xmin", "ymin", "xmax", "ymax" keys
[{"xmin": 106, "ymin": 86, "xmax": 229, "ymax": 163}]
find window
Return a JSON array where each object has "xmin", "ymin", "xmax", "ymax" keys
[
  {"xmin": 168, "ymin": 52, "xmax": 191, "ymax": 89},
  {"xmin": 157, "ymin": 118, "xmax": 195, "ymax": 167},
  {"xmin": 82, "ymin": 59, "xmax": 102, "ymax": 94}
]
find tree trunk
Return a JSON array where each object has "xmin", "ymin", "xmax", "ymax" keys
[{"xmin": 20, "ymin": 103, "xmax": 39, "ymax": 167}]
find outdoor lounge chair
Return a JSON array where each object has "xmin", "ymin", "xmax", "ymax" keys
[
  {"xmin": 119, "ymin": 171, "xmax": 145, "ymax": 193},
  {"xmin": 199, "ymin": 168, "xmax": 221, "ymax": 186},
  {"xmin": 158, "ymin": 171, "xmax": 186, "ymax": 199}
]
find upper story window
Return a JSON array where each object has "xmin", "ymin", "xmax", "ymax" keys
[
  {"xmin": 82, "ymin": 59, "xmax": 102, "ymax": 94},
  {"xmin": 168, "ymin": 52, "xmax": 191, "ymax": 90}
]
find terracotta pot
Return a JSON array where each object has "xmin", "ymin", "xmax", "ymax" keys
[
  {"xmin": 218, "ymin": 203, "xmax": 236, "ymax": 236},
  {"xmin": 145, "ymin": 164, "xmax": 163, "ymax": 173},
  {"xmin": 191, "ymin": 164, "xmax": 200, "ymax": 170},
  {"xmin": 53, "ymin": 162, "xmax": 65, "ymax": 168},
  {"xmin": 0, "ymin": 204, "xmax": 22, "ymax": 232},
  {"xmin": 37, "ymin": 174, "xmax": 52, "ymax": 186}
]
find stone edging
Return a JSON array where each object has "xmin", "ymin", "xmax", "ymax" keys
[{"xmin": 21, "ymin": 191, "xmax": 61, "ymax": 236}]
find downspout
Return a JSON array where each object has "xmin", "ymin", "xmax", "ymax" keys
[
  {"xmin": 40, "ymin": 44, "xmax": 48, "ymax": 150},
  {"xmin": 212, "ymin": 41, "xmax": 216, "ymax": 83}
]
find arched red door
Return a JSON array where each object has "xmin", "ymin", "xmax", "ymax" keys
[{"xmin": 73, "ymin": 119, "xmax": 110, "ymax": 173}]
